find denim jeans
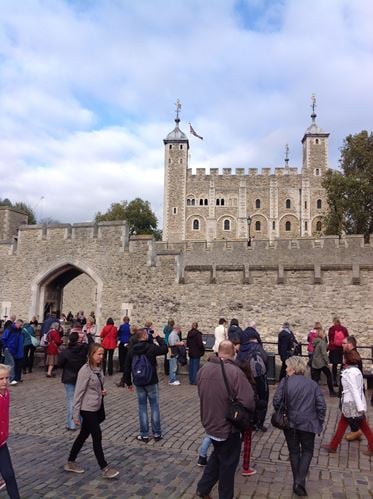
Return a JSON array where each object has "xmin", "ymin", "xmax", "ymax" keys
[
  {"xmin": 0, "ymin": 443, "xmax": 20, "ymax": 499},
  {"xmin": 199, "ymin": 435, "xmax": 212, "ymax": 458},
  {"xmin": 135, "ymin": 383, "xmax": 161, "ymax": 437},
  {"xmin": 284, "ymin": 428, "xmax": 315, "ymax": 489},
  {"xmin": 189, "ymin": 357, "xmax": 200, "ymax": 385},
  {"xmin": 64, "ymin": 383, "xmax": 76, "ymax": 430},
  {"xmin": 4, "ymin": 349, "xmax": 15, "ymax": 382},
  {"xmin": 169, "ymin": 356, "xmax": 178, "ymax": 383}
]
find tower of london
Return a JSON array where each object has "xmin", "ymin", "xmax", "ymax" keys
[{"xmin": 162, "ymin": 101, "xmax": 329, "ymax": 242}]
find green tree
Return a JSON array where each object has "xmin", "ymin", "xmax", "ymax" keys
[
  {"xmin": 323, "ymin": 130, "xmax": 373, "ymax": 240},
  {"xmin": 0, "ymin": 199, "xmax": 36, "ymax": 224},
  {"xmin": 95, "ymin": 198, "xmax": 160, "ymax": 238}
]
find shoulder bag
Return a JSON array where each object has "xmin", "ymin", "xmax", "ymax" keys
[
  {"xmin": 220, "ymin": 359, "xmax": 253, "ymax": 432},
  {"xmin": 271, "ymin": 376, "xmax": 290, "ymax": 430}
]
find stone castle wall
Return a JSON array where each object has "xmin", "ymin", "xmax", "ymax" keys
[{"xmin": 0, "ymin": 221, "xmax": 372, "ymax": 350}]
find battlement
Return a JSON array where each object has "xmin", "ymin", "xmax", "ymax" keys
[{"xmin": 187, "ymin": 166, "xmax": 301, "ymax": 179}]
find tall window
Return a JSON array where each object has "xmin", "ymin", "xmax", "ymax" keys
[
  {"xmin": 285, "ymin": 199, "xmax": 291, "ymax": 209},
  {"xmin": 223, "ymin": 219, "xmax": 230, "ymax": 231},
  {"xmin": 317, "ymin": 199, "xmax": 322, "ymax": 209},
  {"xmin": 255, "ymin": 221, "xmax": 261, "ymax": 231},
  {"xmin": 305, "ymin": 221, "xmax": 308, "ymax": 231},
  {"xmin": 173, "ymin": 207, "xmax": 177, "ymax": 215},
  {"xmin": 272, "ymin": 221, "xmax": 276, "ymax": 230},
  {"xmin": 193, "ymin": 219, "xmax": 200, "ymax": 230},
  {"xmin": 255, "ymin": 199, "xmax": 261, "ymax": 209},
  {"xmin": 199, "ymin": 199, "xmax": 203, "ymax": 206},
  {"xmin": 221, "ymin": 199, "xmax": 225, "ymax": 206},
  {"xmin": 204, "ymin": 199, "xmax": 208, "ymax": 206},
  {"xmin": 285, "ymin": 221, "xmax": 291, "ymax": 231},
  {"xmin": 216, "ymin": 199, "xmax": 220, "ymax": 206},
  {"xmin": 180, "ymin": 144, "xmax": 183, "ymax": 150},
  {"xmin": 191, "ymin": 199, "xmax": 195, "ymax": 206},
  {"xmin": 316, "ymin": 221, "xmax": 322, "ymax": 232}
]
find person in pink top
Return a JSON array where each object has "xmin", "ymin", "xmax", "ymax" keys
[
  {"xmin": 100, "ymin": 318, "xmax": 118, "ymax": 376},
  {"xmin": 0, "ymin": 364, "xmax": 20, "ymax": 499}
]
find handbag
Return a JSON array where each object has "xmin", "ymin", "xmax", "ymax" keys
[
  {"xmin": 271, "ymin": 377, "xmax": 290, "ymax": 430},
  {"xmin": 30, "ymin": 335, "xmax": 40, "ymax": 348},
  {"xmin": 220, "ymin": 360, "xmax": 253, "ymax": 432}
]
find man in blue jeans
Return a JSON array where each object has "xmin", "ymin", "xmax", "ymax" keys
[
  {"xmin": 168, "ymin": 326, "xmax": 184, "ymax": 386},
  {"xmin": 124, "ymin": 328, "xmax": 168, "ymax": 443}
]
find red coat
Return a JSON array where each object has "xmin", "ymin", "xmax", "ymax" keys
[
  {"xmin": 0, "ymin": 389, "xmax": 10, "ymax": 447},
  {"xmin": 100, "ymin": 325, "xmax": 118, "ymax": 350},
  {"xmin": 328, "ymin": 324, "xmax": 348, "ymax": 350},
  {"xmin": 46, "ymin": 329, "xmax": 63, "ymax": 355}
]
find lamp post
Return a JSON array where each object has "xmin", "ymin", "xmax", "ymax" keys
[{"xmin": 247, "ymin": 216, "xmax": 252, "ymax": 247}]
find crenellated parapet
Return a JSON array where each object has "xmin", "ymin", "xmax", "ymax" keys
[{"xmin": 186, "ymin": 166, "xmax": 302, "ymax": 179}]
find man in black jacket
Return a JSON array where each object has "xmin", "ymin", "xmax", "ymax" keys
[
  {"xmin": 278, "ymin": 322, "xmax": 300, "ymax": 381},
  {"xmin": 124, "ymin": 328, "xmax": 168, "ymax": 443}
]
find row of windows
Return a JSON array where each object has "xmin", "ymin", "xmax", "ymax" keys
[
  {"xmin": 169, "ymin": 144, "xmax": 184, "ymax": 150},
  {"xmin": 192, "ymin": 219, "xmax": 322, "ymax": 232},
  {"xmin": 186, "ymin": 198, "xmax": 323, "ymax": 209}
]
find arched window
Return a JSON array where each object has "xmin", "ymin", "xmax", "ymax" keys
[
  {"xmin": 169, "ymin": 144, "xmax": 172, "ymax": 150},
  {"xmin": 255, "ymin": 221, "xmax": 261, "ymax": 231},
  {"xmin": 199, "ymin": 199, "xmax": 203, "ymax": 206},
  {"xmin": 223, "ymin": 219, "xmax": 230, "ymax": 231},
  {"xmin": 315, "ymin": 138, "xmax": 319, "ymax": 144},
  {"xmin": 285, "ymin": 221, "xmax": 291, "ymax": 231},
  {"xmin": 191, "ymin": 199, "xmax": 195, "ymax": 206},
  {"xmin": 285, "ymin": 199, "xmax": 291, "ymax": 209},
  {"xmin": 317, "ymin": 199, "xmax": 322, "ymax": 209},
  {"xmin": 180, "ymin": 144, "xmax": 183, "ymax": 150},
  {"xmin": 180, "ymin": 158, "xmax": 183, "ymax": 164},
  {"xmin": 187, "ymin": 199, "xmax": 191, "ymax": 206},
  {"xmin": 272, "ymin": 221, "xmax": 276, "ymax": 230},
  {"xmin": 315, "ymin": 168, "xmax": 320, "ymax": 176},
  {"xmin": 316, "ymin": 221, "xmax": 322, "ymax": 232},
  {"xmin": 216, "ymin": 199, "xmax": 220, "ymax": 206},
  {"xmin": 221, "ymin": 199, "xmax": 225, "ymax": 206},
  {"xmin": 193, "ymin": 219, "xmax": 200, "ymax": 230},
  {"xmin": 255, "ymin": 199, "xmax": 261, "ymax": 209},
  {"xmin": 204, "ymin": 199, "xmax": 208, "ymax": 206}
]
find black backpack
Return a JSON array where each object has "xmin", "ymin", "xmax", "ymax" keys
[{"xmin": 132, "ymin": 353, "xmax": 154, "ymax": 386}]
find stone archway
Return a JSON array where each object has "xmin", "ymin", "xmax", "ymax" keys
[{"xmin": 30, "ymin": 258, "xmax": 104, "ymax": 326}]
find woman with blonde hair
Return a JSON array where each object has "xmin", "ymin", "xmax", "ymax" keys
[
  {"xmin": 311, "ymin": 327, "xmax": 336, "ymax": 397},
  {"xmin": 64, "ymin": 343, "xmax": 119, "ymax": 479}
]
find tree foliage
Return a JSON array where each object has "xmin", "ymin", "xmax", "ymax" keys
[
  {"xmin": 95, "ymin": 198, "xmax": 160, "ymax": 239},
  {"xmin": 323, "ymin": 130, "xmax": 373, "ymax": 240},
  {"xmin": 0, "ymin": 198, "xmax": 36, "ymax": 224}
]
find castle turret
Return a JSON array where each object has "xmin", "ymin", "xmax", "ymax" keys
[
  {"xmin": 162, "ymin": 100, "xmax": 189, "ymax": 242},
  {"xmin": 301, "ymin": 95, "xmax": 329, "ymax": 175}
]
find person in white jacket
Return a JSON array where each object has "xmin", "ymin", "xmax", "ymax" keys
[
  {"xmin": 212, "ymin": 318, "xmax": 227, "ymax": 354},
  {"xmin": 322, "ymin": 350, "xmax": 373, "ymax": 456}
]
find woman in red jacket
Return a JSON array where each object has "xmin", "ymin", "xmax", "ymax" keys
[
  {"xmin": 0, "ymin": 364, "xmax": 20, "ymax": 499},
  {"xmin": 46, "ymin": 322, "xmax": 63, "ymax": 378},
  {"xmin": 100, "ymin": 318, "xmax": 118, "ymax": 376}
]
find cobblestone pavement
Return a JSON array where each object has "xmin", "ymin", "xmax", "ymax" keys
[{"xmin": 2, "ymin": 366, "xmax": 373, "ymax": 499}]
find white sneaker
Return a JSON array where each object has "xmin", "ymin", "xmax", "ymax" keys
[
  {"xmin": 10, "ymin": 380, "xmax": 18, "ymax": 385},
  {"xmin": 169, "ymin": 380, "xmax": 180, "ymax": 386}
]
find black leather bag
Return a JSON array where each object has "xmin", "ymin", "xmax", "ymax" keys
[
  {"xmin": 271, "ymin": 377, "xmax": 289, "ymax": 430},
  {"xmin": 220, "ymin": 360, "xmax": 253, "ymax": 432}
]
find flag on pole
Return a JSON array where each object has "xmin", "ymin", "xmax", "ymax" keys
[{"xmin": 189, "ymin": 123, "xmax": 203, "ymax": 140}]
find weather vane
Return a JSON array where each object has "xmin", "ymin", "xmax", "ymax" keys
[
  {"xmin": 311, "ymin": 94, "xmax": 317, "ymax": 119},
  {"xmin": 175, "ymin": 99, "xmax": 181, "ymax": 120},
  {"xmin": 285, "ymin": 144, "xmax": 289, "ymax": 167}
]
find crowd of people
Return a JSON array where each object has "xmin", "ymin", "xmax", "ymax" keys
[{"xmin": 0, "ymin": 313, "xmax": 372, "ymax": 498}]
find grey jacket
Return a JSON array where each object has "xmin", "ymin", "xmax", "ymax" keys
[
  {"xmin": 311, "ymin": 337, "xmax": 329, "ymax": 369},
  {"xmin": 73, "ymin": 363, "xmax": 104, "ymax": 420},
  {"xmin": 273, "ymin": 374, "xmax": 326, "ymax": 434},
  {"xmin": 197, "ymin": 356, "xmax": 255, "ymax": 440}
]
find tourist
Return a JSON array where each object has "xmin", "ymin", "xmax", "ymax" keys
[
  {"xmin": 0, "ymin": 364, "xmax": 21, "ymax": 499},
  {"xmin": 64, "ymin": 343, "xmax": 119, "ymax": 478},
  {"xmin": 168, "ymin": 326, "xmax": 184, "ymax": 386},
  {"xmin": 328, "ymin": 317, "xmax": 348, "ymax": 386},
  {"xmin": 58, "ymin": 332, "xmax": 88, "ymax": 431},
  {"xmin": 273, "ymin": 356, "xmax": 326, "ymax": 497},
  {"xmin": 321, "ymin": 349, "xmax": 373, "ymax": 456},
  {"xmin": 82, "ymin": 317, "xmax": 96, "ymax": 344},
  {"xmin": 1, "ymin": 319, "xmax": 24, "ymax": 385},
  {"xmin": 40, "ymin": 311, "xmax": 57, "ymax": 337},
  {"xmin": 197, "ymin": 435, "xmax": 212, "ymax": 467},
  {"xmin": 75, "ymin": 311, "xmax": 86, "ymax": 326},
  {"xmin": 310, "ymin": 327, "xmax": 336, "ymax": 397},
  {"xmin": 21, "ymin": 322, "xmax": 38, "ymax": 374},
  {"xmin": 196, "ymin": 340, "xmax": 255, "ymax": 499},
  {"xmin": 29, "ymin": 316, "xmax": 39, "ymax": 328},
  {"xmin": 186, "ymin": 322, "xmax": 205, "ymax": 385},
  {"xmin": 46, "ymin": 322, "xmax": 63, "ymax": 378},
  {"xmin": 162, "ymin": 318, "xmax": 175, "ymax": 375},
  {"xmin": 99, "ymin": 318, "xmax": 118, "ymax": 376},
  {"xmin": 227, "ymin": 318, "xmax": 242, "ymax": 344},
  {"xmin": 306, "ymin": 322, "xmax": 320, "ymax": 366},
  {"xmin": 213, "ymin": 318, "xmax": 227, "ymax": 354},
  {"xmin": 144, "ymin": 320, "xmax": 155, "ymax": 344},
  {"xmin": 117, "ymin": 316, "xmax": 131, "ymax": 372},
  {"xmin": 278, "ymin": 322, "xmax": 301, "ymax": 381},
  {"xmin": 123, "ymin": 328, "xmax": 168, "ymax": 442},
  {"xmin": 242, "ymin": 321, "xmax": 263, "ymax": 345}
]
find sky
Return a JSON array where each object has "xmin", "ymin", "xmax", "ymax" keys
[{"xmin": 0, "ymin": 0, "xmax": 372, "ymax": 226}]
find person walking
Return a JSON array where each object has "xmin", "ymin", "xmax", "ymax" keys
[
  {"xmin": 196, "ymin": 340, "xmax": 255, "ymax": 499},
  {"xmin": 328, "ymin": 317, "xmax": 348, "ymax": 386},
  {"xmin": 2, "ymin": 320, "xmax": 24, "ymax": 385},
  {"xmin": 213, "ymin": 318, "xmax": 227, "ymax": 354},
  {"xmin": 124, "ymin": 328, "xmax": 168, "ymax": 442},
  {"xmin": 46, "ymin": 322, "xmax": 63, "ymax": 378},
  {"xmin": 310, "ymin": 327, "xmax": 337, "ymax": 397},
  {"xmin": 21, "ymin": 322, "xmax": 38, "ymax": 374},
  {"xmin": 186, "ymin": 322, "xmax": 205, "ymax": 385},
  {"xmin": 64, "ymin": 343, "xmax": 119, "ymax": 478},
  {"xmin": 58, "ymin": 332, "xmax": 88, "ymax": 431},
  {"xmin": 278, "ymin": 322, "xmax": 300, "ymax": 381},
  {"xmin": 0, "ymin": 364, "xmax": 21, "ymax": 499},
  {"xmin": 100, "ymin": 318, "xmax": 117, "ymax": 376},
  {"xmin": 273, "ymin": 356, "xmax": 326, "ymax": 497},
  {"xmin": 321, "ymin": 349, "xmax": 373, "ymax": 456},
  {"xmin": 117, "ymin": 316, "xmax": 131, "ymax": 372}
]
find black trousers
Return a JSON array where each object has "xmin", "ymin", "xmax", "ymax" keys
[
  {"xmin": 14, "ymin": 359, "xmax": 23, "ymax": 382},
  {"xmin": 279, "ymin": 361, "xmax": 287, "ymax": 381},
  {"xmin": 0, "ymin": 443, "xmax": 20, "ymax": 499},
  {"xmin": 103, "ymin": 349, "xmax": 114, "ymax": 376},
  {"xmin": 118, "ymin": 343, "xmax": 128, "ymax": 372},
  {"xmin": 284, "ymin": 428, "xmax": 315, "ymax": 489},
  {"xmin": 255, "ymin": 375, "xmax": 269, "ymax": 427},
  {"xmin": 23, "ymin": 345, "xmax": 36, "ymax": 372},
  {"xmin": 311, "ymin": 366, "xmax": 334, "ymax": 393},
  {"xmin": 197, "ymin": 431, "xmax": 241, "ymax": 499},
  {"xmin": 68, "ymin": 410, "xmax": 108, "ymax": 469}
]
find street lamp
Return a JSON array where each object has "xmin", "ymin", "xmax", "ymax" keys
[{"xmin": 247, "ymin": 215, "xmax": 252, "ymax": 247}]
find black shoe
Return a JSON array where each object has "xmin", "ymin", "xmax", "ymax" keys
[
  {"xmin": 154, "ymin": 435, "xmax": 163, "ymax": 442},
  {"xmin": 197, "ymin": 455, "xmax": 207, "ymax": 466},
  {"xmin": 293, "ymin": 484, "xmax": 307, "ymax": 496},
  {"xmin": 196, "ymin": 492, "xmax": 212, "ymax": 499}
]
